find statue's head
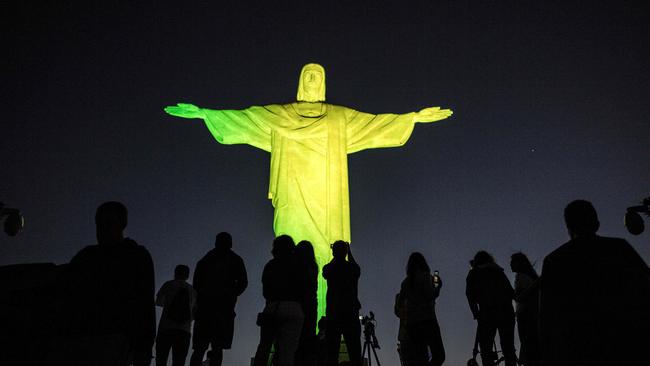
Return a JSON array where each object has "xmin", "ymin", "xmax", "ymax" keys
[{"xmin": 297, "ymin": 63, "xmax": 326, "ymax": 102}]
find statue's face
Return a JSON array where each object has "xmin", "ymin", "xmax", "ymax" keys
[
  {"xmin": 302, "ymin": 69, "xmax": 323, "ymax": 96},
  {"xmin": 296, "ymin": 63, "xmax": 326, "ymax": 102}
]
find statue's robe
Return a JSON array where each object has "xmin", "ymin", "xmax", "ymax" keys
[{"xmin": 202, "ymin": 103, "xmax": 415, "ymax": 317}]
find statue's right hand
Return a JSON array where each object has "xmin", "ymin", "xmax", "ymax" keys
[{"xmin": 164, "ymin": 103, "xmax": 205, "ymax": 119}]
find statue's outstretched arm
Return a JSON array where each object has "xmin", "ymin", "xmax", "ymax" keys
[
  {"xmin": 164, "ymin": 103, "xmax": 206, "ymax": 119},
  {"xmin": 164, "ymin": 102, "xmax": 273, "ymax": 151},
  {"xmin": 412, "ymin": 107, "xmax": 453, "ymax": 123}
]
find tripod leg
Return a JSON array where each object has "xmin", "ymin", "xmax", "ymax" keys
[
  {"xmin": 362, "ymin": 342, "xmax": 368, "ymax": 366},
  {"xmin": 370, "ymin": 346, "xmax": 380, "ymax": 366},
  {"xmin": 362, "ymin": 341, "xmax": 374, "ymax": 366}
]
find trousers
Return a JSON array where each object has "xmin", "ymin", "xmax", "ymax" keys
[
  {"xmin": 156, "ymin": 329, "xmax": 190, "ymax": 366},
  {"xmin": 253, "ymin": 301, "xmax": 304, "ymax": 366}
]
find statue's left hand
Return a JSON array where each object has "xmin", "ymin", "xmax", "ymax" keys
[
  {"xmin": 413, "ymin": 107, "xmax": 453, "ymax": 123},
  {"xmin": 164, "ymin": 103, "xmax": 205, "ymax": 119}
]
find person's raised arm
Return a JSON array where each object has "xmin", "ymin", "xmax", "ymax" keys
[
  {"xmin": 347, "ymin": 244, "xmax": 356, "ymax": 264},
  {"xmin": 347, "ymin": 244, "xmax": 361, "ymax": 278},
  {"xmin": 433, "ymin": 273, "xmax": 443, "ymax": 299}
]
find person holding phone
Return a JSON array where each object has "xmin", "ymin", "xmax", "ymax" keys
[{"xmin": 397, "ymin": 252, "xmax": 445, "ymax": 366}]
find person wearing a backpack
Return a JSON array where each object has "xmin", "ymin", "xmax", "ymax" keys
[{"xmin": 155, "ymin": 264, "xmax": 197, "ymax": 366}]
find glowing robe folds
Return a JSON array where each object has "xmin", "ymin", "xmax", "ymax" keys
[{"xmin": 202, "ymin": 103, "xmax": 415, "ymax": 315}]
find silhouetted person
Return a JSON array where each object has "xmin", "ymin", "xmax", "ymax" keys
[
  {"xmin": 540, "ymin": 200, "xmax": 650, "ymax": 365},
  {"xmin": 59, "ymin": 201, "xmax": 155, "ymax": 366},
  {"xmin": 1, "ymin": 262, "xmax": 62, "ymax": 366},
  {"xmin": 466, "ymin": 251, "xmax": 516, "ymax": 366},
  {"xmin": 295, "ymin": 240, "xmax": 319, "ymax": 366},
  {"xmin": 509, "ymin": 252, "xmax": 539, "ymax": 366},
  {"xmin": 394, "ymin": 292, "xmax": 410, "ymax": 366},
  {"xmin": 190, "ymin": 232, "xmax": 247, "ymax": 366},
  {"xmin": 323, "ymin": 240, "xmax": 361, "ymax": 366},
  {"xmin": 155, "ymin": 265, "xmax": 197, "ymax": 366},
  {"xmin": 316, "ymin": 317, "xmax": 328, "ymax": 366},
  {"xmin": 397, "ymin": 252, "xmax": 445, "ymax": 366},
  {"xmin": 253, "ymin": 235, "xmax": 304, "ymax": 366}
]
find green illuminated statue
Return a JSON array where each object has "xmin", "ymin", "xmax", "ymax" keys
[{"xmin": 164, "ymin": 63, "xmax": 452, "ymax": 318}]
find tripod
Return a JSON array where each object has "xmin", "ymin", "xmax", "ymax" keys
[
  {"xmin": 361, "ymin": 318, "xmax": 381, "ymax": 366},
  {"xmin": 467, "ymin": 327, "xmax": 506, "ymax": 366}
]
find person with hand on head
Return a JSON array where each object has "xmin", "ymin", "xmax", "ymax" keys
[{"xmin": 323, "ymin": 241, "xmax": 362, "ymax": 366}]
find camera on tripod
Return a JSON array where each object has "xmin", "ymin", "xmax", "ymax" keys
[
  {"xmin": 360, "ymin": 311, "xmax": 379, "ymax": 349},
  {"xmin": 625, "ymin": 197, "xmax": 650, "ymax": 235},
  {"xmin": 360, "ymin": 311, "xmax": 381, "ymax": 365},
  {"xmin": 0, "ymin": 202, "xmax": 24, "ymax": 237},
  {"xmin": 360, "ymin": 311, "xmax": 375, "ymax": 327}
]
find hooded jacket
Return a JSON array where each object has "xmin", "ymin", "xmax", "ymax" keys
[{"xmin": 466, "ymin": 262, "xmax": 514, "ymax": 319}]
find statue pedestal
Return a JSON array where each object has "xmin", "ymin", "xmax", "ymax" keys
[{"xmin": 250, "ymin": 338, "xmax": 352, "ymax": 365}]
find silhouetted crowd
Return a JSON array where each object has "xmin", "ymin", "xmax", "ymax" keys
[{"xmin": 1, "ymin": 199, "xmax": 649, "ymax": 366}]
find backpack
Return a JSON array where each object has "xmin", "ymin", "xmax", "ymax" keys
[{"xmin": 166, "ymin": 287, "xmax": 191, "ymax": 322}]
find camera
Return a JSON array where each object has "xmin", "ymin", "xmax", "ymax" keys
[
  {"xmin": 360, "ymin": 311, "xmax": 380, "ymax": 349},
  {"xmin": 360, "ymin": 311, "xmax": 375, "ymax": 326},
  {"xmin": 624, "ymin": 197, "xmax": 650, "ymax": 235},
  {"xmin": 1, "ymin": 202, "xmax": 24, "ymax": 237}
]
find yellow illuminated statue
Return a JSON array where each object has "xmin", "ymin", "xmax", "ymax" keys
[{"xmin": 164, "ymin": 63, "xmax": 453, "ymax": 317}]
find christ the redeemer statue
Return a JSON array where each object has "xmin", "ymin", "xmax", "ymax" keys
[{"xmin": 164, "ymin": 63, "xmax": 452, "ymax": 317}]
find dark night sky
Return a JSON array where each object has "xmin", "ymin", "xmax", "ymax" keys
[{"xmin": 2, "ymin": 1, "xmax": 649, "ymax": 364}]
